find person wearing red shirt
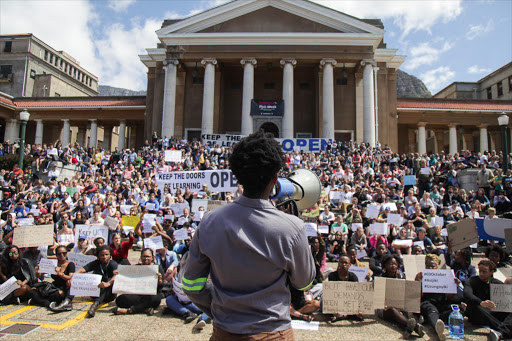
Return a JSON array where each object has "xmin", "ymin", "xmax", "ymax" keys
[{"xmin": 109, "ymin": 231, "xmax": 135, "ymax": 265}]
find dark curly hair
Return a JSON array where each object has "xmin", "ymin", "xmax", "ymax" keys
[{"xmin": 229, "ymin": 131, "xmax": 284, "ymax": 196}]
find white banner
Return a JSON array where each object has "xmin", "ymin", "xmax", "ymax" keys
[
  {"xmin": 70, "ymin": 273, "xmax": 102, "ymax": 297},
  {"xmin": 201, "ymin": 133, "xmax": 244, "ymax": 148},
  {"xmin": 277, "ymin": 138, "xmax": 332, "ymax": 152},
  {"xmin": 156, "ymin": 170, "xmax": 238, "ymax": 193},
  {"xmin": 112, "ymin": 265, "xmax": 158, "ymax": 296}
]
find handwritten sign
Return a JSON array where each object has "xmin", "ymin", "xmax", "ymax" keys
[
  {"xmin": 422, "ymin": 269, "xmax": 457, "ymax": 294},
  {"xmin": 142, "ymin": 214, "xmax": 156, "ymax": 233},
  {"xmin": 350, "ymin": 266, "xmax": 369, "ymax": 282},
  {"xmin": 0, "ymin": 276, "xmax": 20, "ymax": 300},
  {"xmin": 173, "ymin": 228, "xmax": 189, "ymax": 241},
  {"xmin": 104, "ymin": 216, "xmax": 119, "ymax": 230},
  {"xmin": 38, "ymin": 258, "xmax": 57, "ymax": 275},
  {"xmin": 304, "ymin": 223, "xmax": 318, "ymax": 237},
  {"xmin": 447, "ymin": 218, "xmax": 479, "ymax": 252},
  {"xmin": 68, "ymin": 252, "xmax": 96, "ymax": 270},
  {"xmin": 144, "ymin": 236, "xmax": 164, "ymax": 250},
  {"xmin": 112, "ymin": 265, "xmax": 158, "ymax": 296},
  {"xmin": 491, "ymin": 284, "xmax": 512, "ymax": 313},
  {"xmin": 70, "ymin": 273, "xmax": 101, "ymax": 297},
  {"xmin": 13, "ymin": 224, "xmax": 54, "ymax": 248},
  {"xmin": 374, "ymin": 277, "xmax": 421, "ymax": 313},
  {"xmin": 74, "ymin": 224, "xmax": 108, "ymax": 246},
  {"xmin": 323, "ymin": 281, "xmax": 374, "ymax": 314}
]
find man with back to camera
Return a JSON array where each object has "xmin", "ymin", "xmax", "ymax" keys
[{"xmin": 183, "ymin": 131, "xmax": 315, "ymax": 340}]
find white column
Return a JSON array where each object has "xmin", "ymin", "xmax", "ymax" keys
[
  {"xmin": 417, "ymin": 122, "xmax": 427, "ymax": 155},
  {"xmin": 320, "ymin": 59, "xmax": 337, "ymax": 140},
  {"xmin": 280, "ymin": 58, "xmax": 296, "ymax": 139},
  {"xmin": 201, "ymin": 58, "xmax": 217, "ymax": 136},
  {"xmin": 241, "ymin": 58, "xmax": 257, "ymax": 136},
  {"xmin": 61, "ymin": 119, "xmax": 71, "ymax": 147},
  {"xmin": 5, "ymin": 118, "xmax": 18, "ymax": 142},
  {"xmin": 162, "ymin": 59, "xmax": 179, "ymax": 139},
  {"xmin": 479, "ymin": 124, "xmax": 489, "ymax": 153},
  {"xmin": 362, "ymin": 60, "xmax": 376, "ymax": 147},
  {"xmin": 89, "ymin": 119, "xmax": 97, "ymax": 148},
  {"xmin": 103, "ymin": 125, "xmax": 112, "ymax": 151},
  {"xmin": 34, "ymin": 119, "xmax": 43, "ymax": 145},
  {"xmin": 118, "ymin": 120, "xmax": 126, "ymax": 150},
  {"xmin": 449, "ymin": 124, "xmax": 458, "ymax": 155}
]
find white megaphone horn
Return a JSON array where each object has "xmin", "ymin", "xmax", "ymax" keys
[{"xmin": 271, "ymin": 169, "xmax": 322, "ymax": 211}]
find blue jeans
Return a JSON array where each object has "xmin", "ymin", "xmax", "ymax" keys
[{"xmin": 165, "ymin": 295, "xmax": 210, "ymax": 322}]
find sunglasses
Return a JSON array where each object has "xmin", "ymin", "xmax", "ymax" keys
[
  {"xmin": 57, "ymin": 252, "xmax": 68, "ymax": 256},
  {"xmin": 9, "ymin": 251, "xmax": 19, "ymax": 256}
]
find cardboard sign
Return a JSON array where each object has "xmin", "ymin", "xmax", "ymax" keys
[
  {"xmin": 68, "ymin": 252, "xmax": 96, "ymax": 271},
  {"xmin": 112, "ymin": 265, "xmax": 158, "ymax": 296},
  {"xmin": 156, "ymin": 170, "xmax": 238, "ymax": 193},
  {"xmin": 447, "ymin": 218, "xmax": 479, "ymax": 252},
  {"xmin": 366, "ymin": 204, "xmax": 381, "ymax": 219},
  {"xmin": 370, "ymin": 223, "xmax": 388, "ymax": 235},
  {"xmin": 349, "ymin": 266, "xmax": 369, "ymax": 282},
  {"xmin": 491, "ymin": 284, "xmax": 512, "ymax": 313},
  {"xmin": 144, "ymin": 236, "xmax": 164, "ymax": 250},
  {"xmin": 74, "ymin": 224, "xmax": 108, "ymax": 246},
  {"xmin": 122, "ymin": 215, "xmax": 140, "ymax": 228},
  {"xmin": 104, "ymin": 216, "xmax": 119, "ymax": 229},
  {"xmin": 422, "ymin": 269, "xmax": 457, "ymax": 294},
  {"xmin": 323, "ymin": 281, "xmax": 374, "ymax": 314},
  {"xmin": 191, "ymin": 199, "xmax": 208, "ymax": 212},
  {"xmin": 13, "ymin": 224, "xmax": 54, "ymax": 248},
  {"xmin": 402, "ymin": 255, "xmax": 426, "ymax": 281},
  {"xmin": 173, "ymin": 228, "xmax": 189, "ymax": 241},
  {"xmin": 164, "ymin": 150, "xmax": 182, "ymax": 163},
  {"xmin": 38, "ymin": 258, "xmax": 57, "ymax": 275},
  {"xmin": 374, "ymin": 277, "xmax": 421, "ymax": 313},
  {"xmin": 0, "ymin": 276, "xmax": 21, "ymax": 300},
  {"xmin": 70, "ymin": 273, "xmax": 101, "ymax": 297},
  {"xmin": 403, "ymin": 175, "xmax": 416, "ymax": 186}
]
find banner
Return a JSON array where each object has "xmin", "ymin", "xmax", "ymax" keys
[
  {"xmin": 13, "ymin": 224, "xmax": 54, "ymax": 248},
  {"xmin": 68, "ymin": 252, "xmax": 96, "ymax": 270},
  {"xmin": 447, "ymin": 218, "xmax": 479, "ymax": 251},
  {"xmin": 250, "ymin": 100, "xmax": 284, "ymax": 116},
  {"xmin": 374, "ymin": 277, "xmax": 421, "ymax": 313},
  {"xmin": 476, "ymin": 218, "xmax": 512, "ymax": 242},
  {"xmin": 323, "ymin": 281, "xmax": 374, "ymax": 314},
  {"xmin": 201, "ymin": 134, "xmax": 244, "ymax": 148},
  {"xmin": 70, "ymin": 273, "xmax": 101, "ymax": 297},
  {"xmin": 112, "ymin": 265, "xmax": 158, "ymax": 296},
  {"xmin": 74, "ymin": 224, "xmax": 108, "ymax": 246},
  {"xmin": 156, "ymin": 170, "xmax": 238, "ymax": 192},
  {"xmin": 277, "ymin": 138, "xmax": 331, "ymax": 152}
]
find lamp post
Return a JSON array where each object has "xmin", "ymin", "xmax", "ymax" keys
[
  {"xmin": 18, "ymin": 109, "xmax": 30, "ymax": 169},
  {"xmin": 498, "ymin": 112, "xmax": 510, "ymax": 173}
]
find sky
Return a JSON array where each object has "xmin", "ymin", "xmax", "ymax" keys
[{"xmin": 1, "ymin": 0, "xmax": 511, "ymax": 94}]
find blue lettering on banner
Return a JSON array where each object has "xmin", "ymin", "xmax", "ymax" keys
[{"xmin": 278, "ymin": 138, "xmax": 332, "ymax": 152}]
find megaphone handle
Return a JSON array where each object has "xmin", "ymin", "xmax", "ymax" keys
[{"xmin": 275, "ymin": 199, "xmax": 299, "ymax": 217}]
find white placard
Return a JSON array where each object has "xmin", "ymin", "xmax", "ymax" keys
[
  {"xmin": 17, "ymin": 218, "xmax": 34, "ymax": 226},
  {"xmin": 349, "ymin": 265, "xmax": 369, "ymax": 282},
  {"xmin": 29, "ymin": 208, "xmax": 40, "ymax": 216},
  {"xmin": 356, "ymin": 249, "xmax": 367, "ymax": 259},
  {"xmin": 191, "ymin": 199, "xmax": 208, "ymax": 212},
  {"xmin": 0, "ymin": 276, "xmax": 21, "ymax": 300},
  {"xmin": 74, "ymin": 224, "xmax": 109, "ymax": 246},
  {"xmin": 318, "ymin": 224, "xmax": 329, "ymax": 234},
  {"xmin": 104, "ymin": 216, "xmax": 119, "ymax": 229},
  {"xmin": 393, "ymin": 239, "xmax": 413, "ymax": 247},
  {"xmin": 441, "ymin": 228, "xmax": 448, "ymax": 237},
  {"xmin": 144, "ymin": 236, "xmax": 164, "ymax": 250},
  {"xmin": 120, "ymin": 205, "xmax": 133, "ymax": 215},
  {"xmin": 370, "ymin": 223, "xmax": 388, "ymax": 235},
  {"xmin": 383, "ymin": 203, "xmax": 398, "ymax": 212},
  {"xmin": 164, "ymin": 150, "xmax": 182, "ymax": 163},
  {"xmin": 291, "ymin": 320, "xmax": 320, "ymax": 331},
  {"xmin": 122, "ymin": 226, "xmax": 135, "ymax": 235},
  {"xmin": 304, "ymin": 223, "xmax": 318, "ymax": 237},
  {"xmin": 329, "ymin": 191, "xmax": 341, "ymax": 201},
  {"xmin": 68, "ymin": 252, "xmax": 96, "ymax": 271},
  {"xmin": 142, "ymin": 214, "xmax": 157, "ymax": 233},
  {"xmin": 193, "ymin": 211, "xmax": 204, "ymax": 222},
  {"xmin": 169, "ymin": 203, "xmax": 189, "ymax": 216},
  {"xmin": 387, "ymin": 213, "xmax": 403, "ymax": 226},
  {"xmin": 420, "ymin": 167, "xmax": 431, "ymax": 175},
  {"xmin": 366, "ymin": 204, "xmax": 381, "ymax": 219},
  {"xmin": 38, "ymin": 258, "xmax": 57, "ymax": 275},
  {"xmin": 351, "ymin": 223, "xmax": 363, "ymax": 232},
  {"xmin": 178, "ymin": 217, "xmax": 187, "ymax": 226},
  {"xmin": 146, "ymin": 203, "xmax": 156, "ymax": 211},
  {"xmin": 413, "ymin": 241, "xmax": 425, "ymax": 249},
  {"xmin": 70, "ymin": 273, "xmax": 101, "ymax": 297},
  {"xmin": 164, "ymin": 215, "xmax": 174, "ymax": 221},
  {"xmin": 422, "ymin": 269, "xmax": 457, "ymax": 294},
  {"xmin": 173, "ymin": 228, "xmax": 189, "ymax": 241},
  {"xmin": 112, "ymin": 265, "xmax": 158, "ymax": 296},
  {"xmin": 156, "ymin": 170, "xmax": 238, "ymax": 193},
  {"xmin": 431, "ymin": 217, "xmax": 444, "ymax": 227}
]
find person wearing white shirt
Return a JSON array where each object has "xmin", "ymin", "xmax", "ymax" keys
[
  {"xmin": 48, "ymin": 165, "xmax": 60, "ymax": 180},
  {"xmin": 86, "ymin": 211, "xmax": 105, "ymax": 225}
]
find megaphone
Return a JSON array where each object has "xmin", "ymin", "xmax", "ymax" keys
[{"xmin": 271, "ymin": 169, "xmax": 322, "ymax": 211}]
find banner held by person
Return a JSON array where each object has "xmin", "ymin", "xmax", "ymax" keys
[
  {"xmin": 323, "ymin": 281, "xmax": 374, "ymax": 314},
  {"xmin": 374, "ymin": 277, "xmax": 421, "ymax": 313},
  {"xmin": 13, "ymin": 224, "xmax": 54, "ymax": 248},
  {"xmin": 201, "ymin": 134, "xmax": 244, "ymax": 148},
  {"xmin": 112, "ymin": 265, "xmax": 159, "ymax": 296},
  {"xmin": 70, "ymin": 273, "xmax": 102, "ymax": 297},
  {"xmin": 155, "ymin": 170, "xmax": 238, "ymax": 192},
  {"xmin": 74, "ymin": 224, "xmax": 108, "ymax": 246}
]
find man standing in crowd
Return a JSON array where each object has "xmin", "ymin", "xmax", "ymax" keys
[
  {"xmin": 183, "ymin": 131, "xmax": 315, "ymax": 340},
  {"xmin": 477, "ymin": 162, "xmax": 494, "ymax": 198}
]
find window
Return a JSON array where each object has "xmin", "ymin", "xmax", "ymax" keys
[
  {"xmin": 60, "ymin": 59, "xmax": 63, "ymax": 69},
  {"xmin": 49, "ymin": 53, "xmax": 53, "ymax": 64},
  {"xmin": 0, "ymin": 65, "xmax": 13, "ymax": 81},
  {"xmin": 497, "ymin": 81, "xmax": 503, "ymax": 97},
  {"xmin": 509, "ymin": 76, "xmax": 512, "ymax": 92},
  {"xmin": 44, "ymin": 50, "xmax": 48, "ymax": 61},
  {"xmin": 54, "ymin": 56, "xmax": 59, "ymax": 66},
  {"xmin": 30, "ymin": 69, "xmax": 36, "ymax": 79},
  {"xmin": 487, "ymin": 87, "xmax": 492, "ymax": 99},
  {"xmin": 4, "ymin": 41, "xmax": 12, "ymax": 52},
  {"xmin": 64, "ymin": 63, "xmax": 68, "ymax": 73}
]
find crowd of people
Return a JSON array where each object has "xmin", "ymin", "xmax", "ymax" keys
[{"xmin": 1, "ymin": 134, "xmax": 512, "ymax": 340}]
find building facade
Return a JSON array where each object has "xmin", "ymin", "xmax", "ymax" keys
[
  {"xmin": 0, "ymin": 34, "xmax": 98, "ymax": 98},
  {"xmin": 140, "ymin": 0, "xmax": 405, "ymax": 150}
]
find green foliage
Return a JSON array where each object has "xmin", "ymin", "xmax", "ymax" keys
[{"xmin": 0, "ymin": 155, "xmax": 35, "ymax": 171}]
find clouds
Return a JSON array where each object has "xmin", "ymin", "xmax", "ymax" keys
[
  {"xmin": 420, "ymin": 67, "xmax": 456, "ymax": 93},
  {"xmin": 108, "ymin": 0, "xmax": 136, "ymax": 13},
  {"xmin": 404, "ymin": 41, "xmax": 454, "ymax": 70},
  {"xmin": 466, "ymin": 20, "xmax": 494, "ymax": 40},
  {"xmin": 468, "ymin": 65, "xmax": 492, "ymax": 74}
]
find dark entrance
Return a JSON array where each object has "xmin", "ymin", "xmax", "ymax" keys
[{"xmin": 260, "ymin": 122, "xmax": 279, "ymax": 138}]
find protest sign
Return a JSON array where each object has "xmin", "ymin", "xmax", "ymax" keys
[
  {"xmin": 104, "ymin": 216, "xmax": 119, "ymax": 229},
  {"xmin": 387, "ymin": 213, "xmax": 403, "ymax": 226},
  {"xmin": 164, "ymin": 150, "xmax": 182, "ymax": 163},
  {"xmin": 323, "ymin": 281, "xmax": 374, "ymax": 314},
  {"xmin": 38, "ymin": 258, "xmax": 57, "ymax": 275},
  {"xmin": 68, "ymin": 253, "xmax": 96, "ymax": 270},
  {"xmin": 74, "ymin": 224, "xmax": 108, "ymax": 246},
  {"xmin": 120, "ymin": 205, "xmax": 133, "ymax": 215},
  {"xmin": 491, "ymin": 284, "xmax": 512, "ymax": 313},
  {"xmin": 122, "ymin": 216, "xmax": 140, "ymax": 228},
  {"xmin": 370, "ymin": 223, "xmax": 388, "ymax": 235},
  {"xmin": 318, "ymin": 224, "xmax": 329, "ymax": 234},
  {"xmin": 431, "ymin": 217, "xmax": 444, "ymax": 227},
  {"xmin": 441, "ymin": 228, "xmax": 448, "ymax": 237},
  {"xmin": 329, "ymin": 191, "xmax": 341, "ymax": 201},
  {"xmin": 374, "ymin": 277, "xmax": 421, "ymax": 313},
  {"xmin": 17, "ymin": 218, "xmax": 34, "ymax": 226},
  {"xmin": 177, "ymin": 217, "xmax": 188, "ymax": 226},
  {"xmin": 0, "ymin": 276, "xmax": 20, "ymax": 300},
  {"xmin": 156, "ymin": 170, "xmax": 238, "ymax": 193},
  {"xmin": 207, "ymin": 200, "xmax": 227, "ymax": 212},
  {"xmin": 356, "ymin": 249, "xmax": 367, "ymax": 259},
  {"xmin": 169, "ymin": 203, "xmax": 189, "ymax": 216},
  {"xmin": 142, "ymin": 214, "xmax": 156, "ymax": 233},
  {"xmin": 70, "ymin": 273, "xmax": 101, "ymax": 297},
  {"xmin": 164, "ymin": 215, "xmax": 174, "ymax": 222},
  {"xmin": 349, "ymin": 266, "xmax": 369, "ymax": 282},
  {"xmin": 144, "ymin": 236, "xmax": 164, "ymax": 250},
  {"xmin": 422, "ymin": 269, "xmax": 457, "ymax": 294},
  {"xmin": 393, "ymin": 239, "xmax": 413, "ymax": 247},
  {"xmin": 122, "ymin": 225, "xmax": 135, "ymax": 235},
  {"xmin": 304, "ymin": 223, "xmax": 318, "ymax": 237},
  {"xmin": 277, "ymin": 138, "xmax": 331, "ymax": 152},
  {"xmin": 173, "ymin": 228, "xmax": 189, "ymax": 241},
  {"xmin": 146, "ymin": 203, "xmax": 156, "ymax": 211},
  {"xmin": 193, "ymin": 211, "xmax": 204, "ymax": 222},
  {"xmin": 331, "ymin": 225, "xmax": 345, "ymax": 233},
  {"xmin": 13, "ymin": 224, "xmax": 54, "ymax": 248},
  {"xmin": 403, "ymin": 175, "xmax": 416, "ymax": 186},
  {"xmin": 383, "ymin": 203, "xmax": 398, "ymax": 212},
  {"xmin": 366, "ymin": 204, "xmax": 381, "ymax": 219},
  {"xmin": 202, "ymin": 133, "xmax": 244, "ymax": 148},
  {"xmin": 413, "ymin": 241, "xmax": 425, "ymax": 250},
  {"xmin": 291, "ymin": 320, "xmax": 320, "ymax": 331},
  {"xmin": 66, "ymin": 187, "xmax": 78, "ymax": 197},
  {"xmin": 351, "ymin": 223, "xmax": 363, "ymax": 232},
  {"xmin": 402, "ymin": 255, "xmax": 426, "ymax": 281},
  {"xmin": 191, "ymin": 199, "xmax": 208, "ymax": 212},
  {"xmin": 112, "ymin": 265, "xmax": 158, "ymax": 296},
  {"xmin": 447, "ymin": 218, "xmax": 479, "ymax": 252},
  {"xmin": 420, "ymin": 168, "xmax": 430, "ymax": 175},
  {"xmin": 29, "ymin": 208, "xmax": 40, "ymax": 216}
]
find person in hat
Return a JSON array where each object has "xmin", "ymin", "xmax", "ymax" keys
[{"xmin": 73, "ymin": 234, "xmax": 93, "ymax": 254}]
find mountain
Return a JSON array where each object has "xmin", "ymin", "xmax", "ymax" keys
[
  {"xmin": 99, "ymin": 70, "xmax": 432, "ymax": 98},
  {"xmin": 98, "ymin": 85, "xmax": 146, "ymax": 97},
  {"xmin": 396, "ymin": 69, "xmax": 432, "ymax": 98}
]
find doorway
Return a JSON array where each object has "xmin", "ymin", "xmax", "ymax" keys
[{"xmin": 259, "ymin": 122, "xmax": 279, "ymax": 138}]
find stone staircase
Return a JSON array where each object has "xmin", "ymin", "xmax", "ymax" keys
[{"xmin": 31, "ymin": 161, "xmax": 81, "ymax": 182}]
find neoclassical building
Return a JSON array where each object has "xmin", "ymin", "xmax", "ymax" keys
[{"xmin": 140, "ymin": 0, "xmax": 405, "ymax": 150}]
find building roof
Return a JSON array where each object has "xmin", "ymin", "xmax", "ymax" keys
[
  {"xmin": 397, "ymin": 98, "xmax": 512, "ymax": 112},
  {"xmin": 8, "ymin": 96, "xmax": 146, "ymax": 109}
]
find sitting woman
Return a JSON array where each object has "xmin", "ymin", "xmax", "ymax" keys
[
  {"xmin": 0, "ymin": 245, "xmax": 36, "ymax": 304},
  {"xmin": 328, "ymin": 255, "xmax": 364, "ymax": 322},
  {"xmin": 75, "ymin": 245, "xmax": 118, "ymax": 317},
  {"xmin": 113, "ymin": 248, "xmax": 163, "ymax": 316},
  {"xmin": 56, "ymin": 219, "xmax": 75, "ymax": 251},
  {"xmin": 72, "ymin": 234, "xmax": 93, "ymax": 254},
  {"xmin": 326, "ymin": 231, "xmax": 345, "ymax": 262},
  {"xmin": 109, "ymin": 231, "xmax": 135, "ymax": 265},
  {"xmin": 377, "ymin": 254, "xmax": 424, "ymax": 338},
  {"xmin": 415, "ymin": 254, "xmax": 461, "ymax": 341},
  {"xmin": 463, "ymin": 259, "xmax": 512, "ymax": 341}
]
